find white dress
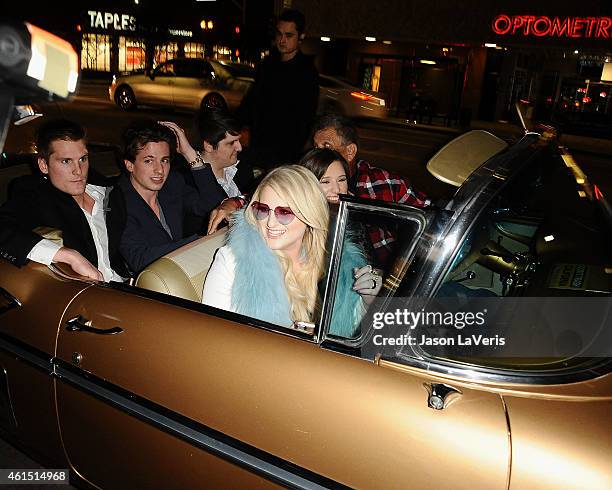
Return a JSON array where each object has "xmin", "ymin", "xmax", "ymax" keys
[{"xmin": 202, "ymin": 246, "xmax": 237, "ymax": 311}]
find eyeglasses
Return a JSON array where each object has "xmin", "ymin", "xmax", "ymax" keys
[{"xmin": 251, "ymin": 201, "xmax": 296, "ymax": 225}]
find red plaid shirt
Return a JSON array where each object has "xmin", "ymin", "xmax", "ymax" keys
[{"xmin": 351, "ymin": 159, "xmax": 430, "ymax": 266}]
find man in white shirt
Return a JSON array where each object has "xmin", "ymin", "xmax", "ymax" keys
[
  {"xmin": 160, "ymin": 110, "xmax": 254, "ymax": 234},
  {"xmin": 0, "ymin": 119, "xmax": 127, "ymax": 281}
]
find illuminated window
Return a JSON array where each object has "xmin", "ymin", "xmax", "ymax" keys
[
  {"xmin": 154, "ymin": 43, "xmax": 179, "ymax": 67},
  {"xmin": 119, "ymin": 37, "xmax": 146, "ymax": 72},
  {"xmin": 212, "ymin": 45, "xmax": 236, "ymax": 61},
  {"xmin": 81, "ymin": 33, "xmax": 111, "ymax": 72},
  {"xmin": 184, "ymin": 42, "xmax": 205, "ymax": 59}
]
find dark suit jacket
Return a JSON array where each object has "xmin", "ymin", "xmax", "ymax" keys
[
  {"xmin": 118, "ymin": 166, "xmax": 225, "ymax": 274},
  {"xmin": 0, "ymin": 172, "xmax": 128, "ymax": 277}
]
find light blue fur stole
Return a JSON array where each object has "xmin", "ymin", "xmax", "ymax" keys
[
  {"xmin": 228, "ymin": 209, "xmax": 367, "ymax": 336},
  {"xmin": 329, "ymin": 236, "xmax": 367, "ymax": 337},
  {"xmin": 228, "ymin": 209, "xmax": 293, "ymax": 326}
]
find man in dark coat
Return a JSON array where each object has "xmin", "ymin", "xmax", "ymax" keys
[
  {"xmin": 117, "ymin": 121, "xmax": 225, "ymax": 274},
  {"xmin": 0, "ymin": 119, "xmax": 128, "ymax": 281},
  {"xmin": 240, "ymin": 9, "xmax": 319, "ymax": 168}
]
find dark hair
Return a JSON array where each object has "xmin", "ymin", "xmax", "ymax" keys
[
  {"xmin": 122, "ymin": 120, "xmax": 175, "ymax": 163},
  {"xmin": 277, "ymin": 8, "xmax": 306, "ymax": 35},
  {"xmin": 196, "ymin": 109, "xmax": 241, "ymax": 149},
  {"xmin": 35, "ymin": 119, "xmax": 86, "ymax": 159},
  {"xmin": 312, "ymin": 113, "xmax": 359, "ymax": 147},
  {"xmin": 299, "ymin": 148, "xmax": 349, "ymax": 180}
]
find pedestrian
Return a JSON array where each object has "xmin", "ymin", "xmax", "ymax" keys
[{"xmin": 239, "ymin": 8, "xmax": 319, "ymax": 169}]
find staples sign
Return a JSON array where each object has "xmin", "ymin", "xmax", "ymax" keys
[
  {"xmin": 88, "ymin": 11, "xmax": 136, "ymax": 31},
  {"xmin": 492, "ymin": 14, "xmax": 611, "ymax": 39}
]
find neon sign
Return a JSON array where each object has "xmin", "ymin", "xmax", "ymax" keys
[{"xmin": 492, "ymin": 15, "xmax": 611, "ymax": 38}]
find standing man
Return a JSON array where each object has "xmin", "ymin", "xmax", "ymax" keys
[
  {"xmin": 0, "ymin": 119, "xmax": 127, "ymax": 281},
  {"xmin": 312, "ymin": 114, "xmax": 430, "ymax": 265},
  {"xmin": 118, "ymin": 120, "xmax": 226, "ymax": 274},
  {"xmin": 240, "ymin": 8, "xmax": 319, "ymax": 168}
]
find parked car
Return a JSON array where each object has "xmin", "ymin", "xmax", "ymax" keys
[
  {"xmin": 318, "ymin": 74, "xmax": 388, "ymax": 119},
  {"xmin": 1, "ymin": 21, "xmax": 611, "ymax": 490},
  {"xmin": 109, "ymin": 58, "xmax": 255, "ymax": 112}
]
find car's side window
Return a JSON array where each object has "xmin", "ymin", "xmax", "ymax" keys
[
  {"xmin": 320, "ymin": 201, "xmax": 426, "ymax": 345},
  {"xmin": 198, "ymin": 62, "xmax": 215, "ymax": 79},
  {"xmin": 155, "ymin": 62, "xmax": 175, "ymax": 76}
]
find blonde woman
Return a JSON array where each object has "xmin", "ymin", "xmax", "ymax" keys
[{"xmin": 202, "ymin": 165, "xmax": 382, "ymax": 335}]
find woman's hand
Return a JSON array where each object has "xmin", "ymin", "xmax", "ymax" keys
[
  {"xmin": 353, "ymin": 265, "xmax": 382, "ymax": 306},
  {"xmin": 158, "ymin": 121, "xmax": 197, "ymax": 162}
]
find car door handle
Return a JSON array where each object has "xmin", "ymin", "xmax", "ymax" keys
[
  {"xmin": 65, "ymin": 315, "xmax": 123, "ymax": 335},
  {"xmin": 424, "ymin": 383, "xmax": 462, "ymax": 410}
]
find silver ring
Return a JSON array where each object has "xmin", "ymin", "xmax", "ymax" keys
[{"xmin": 371, "ymin": 278, "xmax": 377, "ymax": 289}]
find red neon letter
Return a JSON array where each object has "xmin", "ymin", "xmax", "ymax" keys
[
  {"xmin": 532, "ymin": 17, "xmax": 551, "ymax": 37},
  {"xmin": 586, "ymin": 18, "xmax": 598, "ymax": 37},
  {"xmin": 512, "ymin": 16, "xmax": 525, "ymax": 35},
  {"xmin": 550, "ymin": 17, "xmax": 571, "ymax": 37},
  {"xmin": 523, "ymin": 15, "xmax": 536, "ymax": 35},
  {"xmin": 492, "ymin": 14, "xmax": 512, "ymax": 35},
  {"xmin": 572, "ymin": 19, "xmax": 587, "ymax": 38},
  {"xmin": 596, "ymin": 17, "xmax": 611, "ymax": 38}
]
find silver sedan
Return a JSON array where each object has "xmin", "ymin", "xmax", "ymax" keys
[{"xmin": 109, "ymin": 58, "xmax": 254, "ymax": 112}]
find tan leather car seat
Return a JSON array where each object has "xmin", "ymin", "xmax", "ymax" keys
[{"xmin": 135, "ymin": 228, "xmax": 227, "ymax": 302}]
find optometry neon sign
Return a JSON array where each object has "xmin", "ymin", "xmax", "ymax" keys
[{"xmin": 492, "ymin": 15, "xmax": 612, "ymax": 39}]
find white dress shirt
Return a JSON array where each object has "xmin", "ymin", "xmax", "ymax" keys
[
  {"xmin": 27, "ymin": 184, "xmax": 124, "ymax": 282},
  {"xmin": 215, "ymin": 163, "xmax": 241, "ymax": 198}
]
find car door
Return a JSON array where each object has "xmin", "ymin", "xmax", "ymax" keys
[
  {"xmin": 53, "ymin": 201, "xmax": 509, "ymax": 489},
  {"xmin": 172, "ymin": 60, "xmax": 214, "ymax": 110},
  {"xmin": 0, "ymin": 261, "xmax": 89, "ymax": 466},
  {"xmin": 136, "ymin": 61, "xmax": 176, "ymax": 107}
]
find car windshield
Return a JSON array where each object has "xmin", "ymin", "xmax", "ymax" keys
[{"xmin": 414, "ymin": 146, "xmax": 612, "ymax": 374}]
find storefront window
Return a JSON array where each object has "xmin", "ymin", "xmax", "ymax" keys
[
  {"xmin": 119, "ymin": 37, "xmax": 146, "ymax": 72},
  {"xmin": 360, "ymin": 64, "xmax": 381, "ymax": 92},
  {"xmin": 213, "ymin": 45, "xmax": 232, "ymax": 61},
  {"xmin": 81, "ymin": 33, "xmax": 111, "ymax": 72},
  {"xmin": 184, "ymin": 42, "xmax": 205, "ymax": 59},
  {"xmin": 154, "ymin": 43, "xmax": 179, "ymax": 67}
]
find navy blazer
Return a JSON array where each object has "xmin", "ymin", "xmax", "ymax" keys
[
  {"xmin": 118, "ymin": 166, "xmax": 225, "ymax": 274},
  {"xmin": 0, "ymin": 172, "xmax": 128, "ymax": 277}
]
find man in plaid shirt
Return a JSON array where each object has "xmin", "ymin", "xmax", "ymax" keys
[{"xmin": 313, "ymin": 114, "xmax": 430, "ymax": 266}]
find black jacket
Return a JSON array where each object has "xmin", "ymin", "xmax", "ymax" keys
[
  {"xmin": 239, "ymin": 50, "xmax": 319, "ymax": 166},
  {"xmin": 118, "ymin": 166, "xmax": 225, "ymax": 274},
  {"xmin": 0, "ymin": 172, "xmax": 128, "ymax": 277}
]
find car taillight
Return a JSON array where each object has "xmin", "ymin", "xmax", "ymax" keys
[
  {"xmin": 350, "ymin": 91, "xmax": 371, "ymax": 101},
  {"xmin": 350, "ymin": 91, "xmax": 386, "ymax": 106}
]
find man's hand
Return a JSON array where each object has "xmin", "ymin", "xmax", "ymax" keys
[
  {"xmin": 53, "ymin": 247, "xmax": 103, "ymax": 281},
  {"xmin": 158, "ymin": 121, "xmax": 197, "ymax": 162},
  {"xmin": 207, "ymin": 198, "xmax": 243, "ymax": 235}
]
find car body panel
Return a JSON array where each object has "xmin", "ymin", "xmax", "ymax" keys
[
  {"xmin": 51, "ymin": 285, "xmax": 508, "ymax": 489},
  {"xmin": 505, "ymin": 396, "xmax": 612, "ymax": 490}
]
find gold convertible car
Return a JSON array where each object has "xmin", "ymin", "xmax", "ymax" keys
[{"xmin": 0, "ymin": 22, "xmax": 611, "ymax": 490}]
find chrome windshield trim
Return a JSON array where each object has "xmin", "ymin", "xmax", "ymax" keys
[
  {"xmin": 381, "ymin": 353, "xmax": 612, "ymax": 385},
  {"xmin": 54, "ymin": 360, "xmax": 347, "ymax": 490}
]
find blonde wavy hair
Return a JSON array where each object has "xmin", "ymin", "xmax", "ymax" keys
[{"xmin": 245, "ymin": 165, "xmax": 329, "ymax": 323}]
